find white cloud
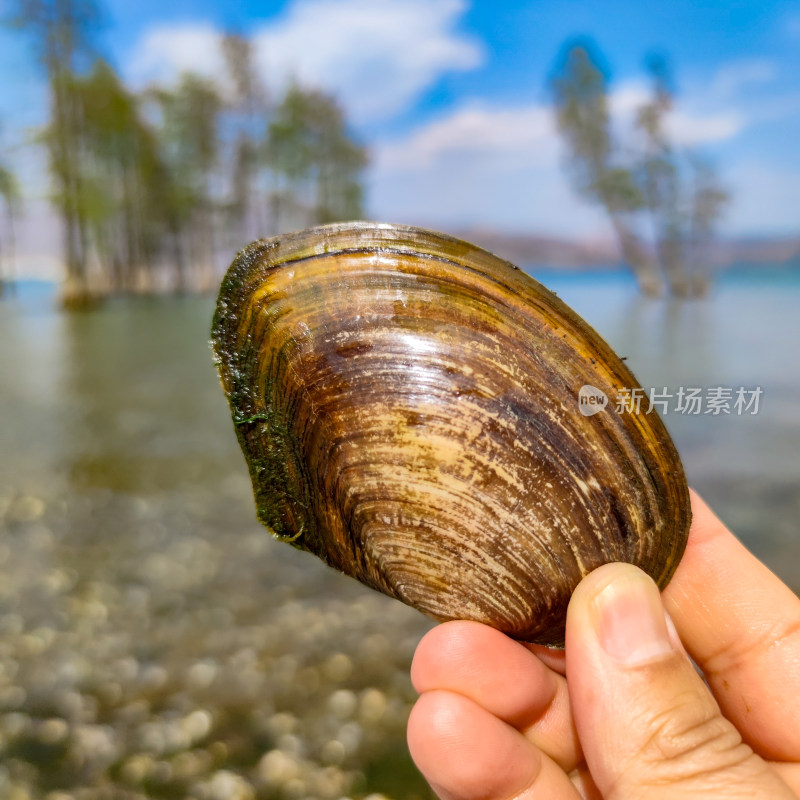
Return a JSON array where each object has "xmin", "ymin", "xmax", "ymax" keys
[
  {"xmin": 126, "ymin": 0, "xmax": 483, "ymax": 123},
  {"xmin": 609, "ymin": 81, "xmax": 744, "ymax": 145},
  {"xmin": 665, "ymin": 109, "xmax": 744, "ymax": 145},
  {"xmin": 375, "ymin": 103, "xmax": 555, "ymax": 171},
  {"xmin": 370, "ymin": 102, "xmax": 605, "ymax": 236},
  {"xmin": 128, "ymin": 23, "xmax": 228, "ymax": 87},
  {"xmin": 369, "ymin": 89, "xmax": 748, "ymax": 236},
  {"xmin": 608, "ymin": 82, "xmax": 649, "ymax": 115},
  {"xmin": 368, "ymin": 149, "xmax": 610, "ymax": 237},
  {"xmin": 253, "ymin": 0, "xmax": 483, "ymax": 122}
]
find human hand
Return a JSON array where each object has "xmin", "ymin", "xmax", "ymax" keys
[{"xmin": 408, "ymin": 490, "xmax": 800, "ymax": 799}]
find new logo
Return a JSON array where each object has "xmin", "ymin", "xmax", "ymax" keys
[{"xmin": 578, "ymin": 385, "xmax": 609, "ymax": 416}]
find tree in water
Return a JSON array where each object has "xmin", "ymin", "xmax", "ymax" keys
[
  {"xmin": 221, "ymin": 31, "xmax": 270, "ymax": 247},
  {"xmin": 635, "ymin": 53, "xmax": 728, "ymax": 297},
  {"xmin": 635, "ymin": 53, "xmax": 685, "ymax": 294},
  {"xmin": 550, "ymin": 40, "xmax": 729, "ymax": 297},
  {"xmin": 151, "ymin": 73, "xmax": 223, "ymax": 290},
  {"xmin": 68, "ymin": 60, "xmax": 177, "ymax": 292},
  {"xmin": 6, "ymin": 8, "xmax": 370, "ymax": 297},
  {"xmin": 550, "ymin": 40, "xmax": 662, "ymax": 297},
  {"xmin": 8, "ymin": 0, "xmax": 104, "ymax": 307},
  {"xmin": 686, "ymin": 155, "xmax": 729, "ymax": 296},
  {"xmin": 267, "ymin": 85, "xmax": 368, "ymax": 231}
]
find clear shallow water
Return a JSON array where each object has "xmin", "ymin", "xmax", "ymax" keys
[
  {"xmin": 0, "ymin": 273, "xmax": 798, "ymax": 797},
  {"xmin": 0, "ymin": 283, "xmax": 435, "ymax": 799},
  {"xmin": 1, "ymin": 273, "xmax": 799, "ymax": 587}
]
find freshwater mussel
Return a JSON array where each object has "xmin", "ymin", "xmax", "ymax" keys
[{"xmin": 211, "ymin": 222, "xmax": 691, "ymax": 645}]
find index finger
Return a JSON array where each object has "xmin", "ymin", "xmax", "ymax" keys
[{"xmin": 663, "ymin": 488, "xmax": 800, "ymax": 761}]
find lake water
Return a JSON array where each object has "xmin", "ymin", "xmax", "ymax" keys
[
  {"xmin": 0, "ymin": 271, "xmax": 798, "ymax": 797},
  {"xmin": 3, "ymin": 271, "xmax": 798, "ymax": 579}
]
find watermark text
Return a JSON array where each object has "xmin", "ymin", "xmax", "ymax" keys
[{"xmin": 578, "ymin": 385, "xmax": 763, "ymax": 416}]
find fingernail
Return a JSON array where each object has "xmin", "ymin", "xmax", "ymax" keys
[{"xmin": 592, "ymin": 567, "xmax": 674, "ymax": 666}]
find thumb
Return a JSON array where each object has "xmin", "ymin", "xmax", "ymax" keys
[{"xmin": 565, "ymin": 562, "xmax": 793, "ymax": 799}]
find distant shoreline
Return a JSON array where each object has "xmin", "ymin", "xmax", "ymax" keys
[
  {"xmin": 6, "ymin": 227, "xmax": 799, "ymax": 287},
  {"xmin": 5, "ymin": 259, "xmax": 799, "ymax": 305},
  {"xmin": 456, "ymin": 228, "xmax": 800, "ymax": 273}
]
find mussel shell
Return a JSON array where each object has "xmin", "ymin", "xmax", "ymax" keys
[{"xmin": 212, "ymin": 222, "xmax": 691, "ymax": 645}]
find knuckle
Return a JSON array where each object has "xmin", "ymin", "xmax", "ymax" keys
[
  {"xmin": 617, "ymin": 692, "xmax": 762, "ymax": 794},
  {"xmin": 650, "ymin": 711, "xmax": 749, "ymax": 773}
]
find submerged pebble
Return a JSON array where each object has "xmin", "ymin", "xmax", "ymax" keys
[{"xmin": 0, "ymin": 486, "xmax": 434, "ymax": 798}]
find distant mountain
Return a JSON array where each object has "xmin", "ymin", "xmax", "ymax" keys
[
  {"xmin": 711, "ymin": 237, "xmax": 800, "ymax": 269},
  {"xmin": 455, "ymin": 228, "xmax": 800, "ymax": 271}
]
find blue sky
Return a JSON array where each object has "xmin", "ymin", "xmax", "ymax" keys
[{"xmin": 2, "ymin": 0, "xmax": 799, "ymax": 276}]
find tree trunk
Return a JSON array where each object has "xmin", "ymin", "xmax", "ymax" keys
[
  {"xmin": 656, "ymin": 229, "xmax": 691, "ymax": 297},
  {"xmin": 52, "ymin": 72, "xmax": 94, "ymax": 308},
  {"xmin": 610, "ymin": 215, "xmax": 663, "ymax": 297}
]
